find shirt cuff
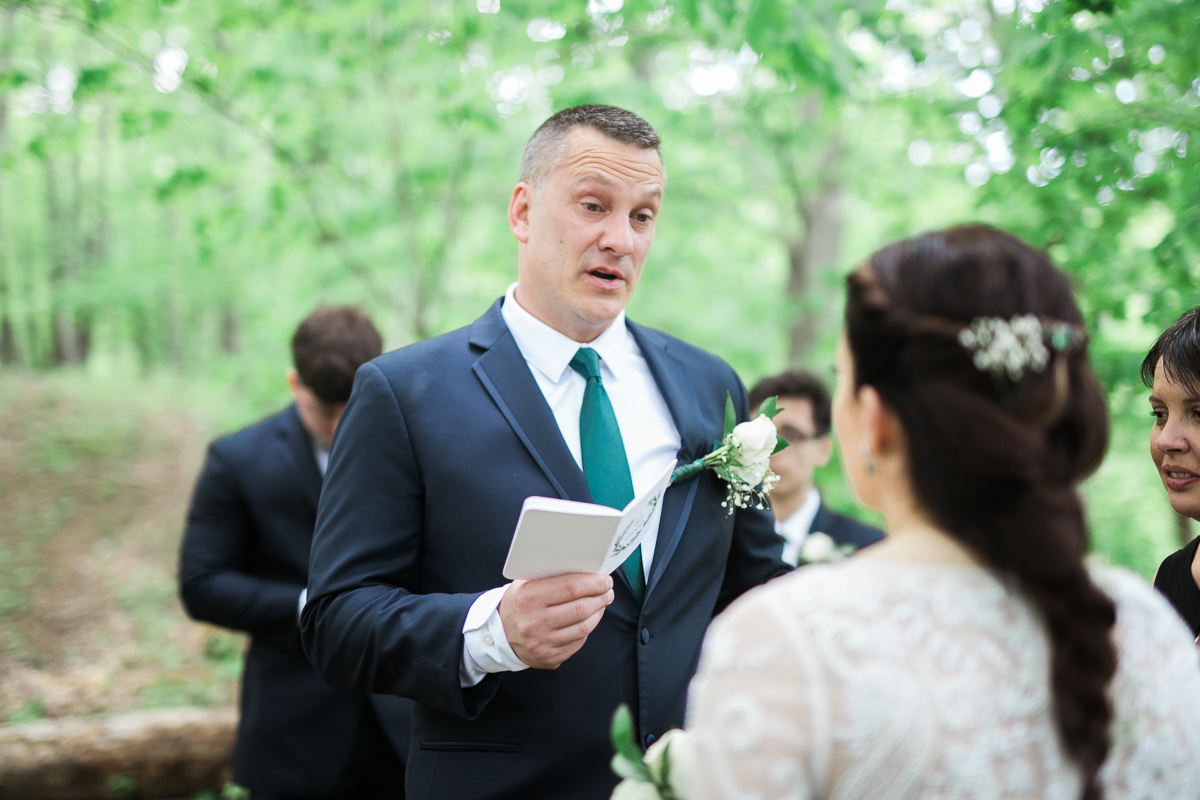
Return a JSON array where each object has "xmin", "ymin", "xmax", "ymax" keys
[
  {"xmin": 297, "ymin": 588, "xmax": 308, "ymax": 625},
  {"xmin": 460, "ymin": 584, "xmax": 529, "ymax": 688}
]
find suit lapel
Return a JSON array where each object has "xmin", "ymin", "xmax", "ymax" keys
[
  {"xmin": 470, "ymin": 301, "xmax": 592, "ymax": 504},
  {"xmin": 278, "ymin": 405, "xmax": 323, "ymax": 513},
  {"xmin": 628, "ymin": 322, "xmax": 712, "ymax": 599},
  {"xmin": 810, "ymin": 504, "xmax": 848, "ymax": 546}
]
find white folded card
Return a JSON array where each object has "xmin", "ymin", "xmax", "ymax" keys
[{"xmin": 502, "ymin": 459, "xmax": 677, "ymax": 581}]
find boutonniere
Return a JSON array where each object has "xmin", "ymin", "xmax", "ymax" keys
[
  {"xmin": 670, "ymin": 393, "xmax": 789, "ymax": 515},
  {"xmin": 797, "ymin": 531, "xmax": 854, "ymax": 565}
]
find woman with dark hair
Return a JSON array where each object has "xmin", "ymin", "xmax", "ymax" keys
[
  {"xmin": 679, "ymin": 226, "xmax": 1200, "ymax": 800},
  {"xmin": 1144, "ymin": 307, "xmax": 1200, "ymax": 637}
]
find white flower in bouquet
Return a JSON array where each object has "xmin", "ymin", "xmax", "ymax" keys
[
  {"xmin": 612, "ymin": 778, "xmax": 664, "ymax": 800},
  {"xmin": 669, "ymin": 393, "xmax": 790, "ymax": 516},
  {"xmin": 609, "ymin": 706, "xmax": 695, "ymax": 800},
  {"xmin": 645, "ymin": 729, "xmax": 696, "ymax": 799}
]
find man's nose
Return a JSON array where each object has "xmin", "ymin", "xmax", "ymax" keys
[{"xmin": 598, "ymin": 215, "xmax": 634, "ymax": 257}]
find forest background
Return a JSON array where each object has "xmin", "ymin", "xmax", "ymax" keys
[{"xmin": 0, "ymin": 0, "xmax": 1197, "ymax": 723}]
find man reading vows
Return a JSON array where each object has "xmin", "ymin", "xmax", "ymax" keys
[{"xmin": 301, "ymin": 105, "xmax": 791, "ymax": 799}]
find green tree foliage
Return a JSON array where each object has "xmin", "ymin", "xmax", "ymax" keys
[{"xmin": 0, "ymin": 0, "xmax": 1195, "ymax": 567}]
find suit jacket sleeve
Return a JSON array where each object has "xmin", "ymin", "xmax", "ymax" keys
[
  {"xmin": 179, "ymin": 444, "xmax": 305, "ymax": 654},
  {"xmin": 300, "ymin": 362, "xmax": 498, "ymax": 719},
  {"xmin": 714, "ymin": 375, "xmax": 793, "ymax": 615}
]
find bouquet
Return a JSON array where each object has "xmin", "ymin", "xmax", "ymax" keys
[{"xmin": 610, "ymin": 705, "xmax": 693, "ymax": 800}]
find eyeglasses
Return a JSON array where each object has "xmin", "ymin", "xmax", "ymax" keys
[{"xmin": 778, "ymin": 425, "xmax": 828, "ymax": 446}]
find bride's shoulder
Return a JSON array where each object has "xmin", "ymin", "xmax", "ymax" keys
[
  {"xmin": 714, "ymin": 557, "xmax": 965, "ymax": 630},
  {"xmin": 1087, "ymin": 561, "xmax": 1197, "ymax": 652}
]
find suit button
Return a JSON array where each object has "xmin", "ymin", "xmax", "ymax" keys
[
  {"xmin": 640, "ymin": 628, "xmax": 650, "ymax": 645},
  {"xmin": 483, "ymin": 634, "xmax": 494, "ymax": 646},
  {"xmin": 645, "ymin": 733, "xmax": 656, "ymax": 747}
]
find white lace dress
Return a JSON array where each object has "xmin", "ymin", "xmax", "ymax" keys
[{"xmin": 684, "ymin": 559, "xmax": 1200, "ymax": 800}]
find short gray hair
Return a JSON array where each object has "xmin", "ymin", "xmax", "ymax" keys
[{"xmin": 519, "ymin": 105, "xmax": 662, "ymax": 188}]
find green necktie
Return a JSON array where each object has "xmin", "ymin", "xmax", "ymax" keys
[{"xmin": 569, "ymin": 347, "xmax": 645, "ymax": 604}]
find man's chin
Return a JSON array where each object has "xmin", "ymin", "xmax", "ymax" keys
[{"xmin": 573, "ymin": 299, "xmax": 628, "ymax": 329}]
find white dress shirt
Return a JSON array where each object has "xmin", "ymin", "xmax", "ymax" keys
[
  {"xmin": 313, "ymin": 441, "xmax": 330, "ymax": 477},
  {"xmin": 459, "ymin": 283, "xmax": 682, "ymax": 687},
  {"xmin": 298, "ymin": 441, "xmax": 330, "ymax": 621},
  {"xmin": 775, "ymin": 487, "xmax": 822, "ymax": 568}
]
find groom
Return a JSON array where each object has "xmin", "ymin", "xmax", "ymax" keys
[{"xmin": 301, "ymin": 105, "xmax": 791, "ymax": 799}]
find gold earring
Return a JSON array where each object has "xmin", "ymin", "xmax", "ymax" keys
[{"xmin": 857, "ymin": 442, "xmax": 877, "ymax": 476}]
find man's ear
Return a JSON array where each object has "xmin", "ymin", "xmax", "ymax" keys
[
  {"xmin": 509, "ymin": 182, "xmax": 533, "ymax": 243},
  {"xmin": 286, "ymin": 368, "xmax": 302, "ymax": 398}
]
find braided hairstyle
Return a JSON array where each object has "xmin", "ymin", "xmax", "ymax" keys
[{"xmin": 845, "ymin": 224, "xmax": 1117, "ymax": 800}]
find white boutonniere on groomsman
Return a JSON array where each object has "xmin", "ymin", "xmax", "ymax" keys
[
  {"xmin": 670, "ymin": 394, "xmax": 789, "ymax": 515},
  {"xmin": 797, "ymin": 531, "xmax": 855, "ymax": 565}
]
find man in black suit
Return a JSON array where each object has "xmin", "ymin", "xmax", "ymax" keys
[
  {"xmin": 300, "ymin": 105, "xmax": 791, "ymax": 799},
  {"xmin": 180, "ymin": 306, "xmax": 411, "ymax": 800},
  {"xmin": 749, "ymin": 370, "xmax": 883, "ymax": 565}
]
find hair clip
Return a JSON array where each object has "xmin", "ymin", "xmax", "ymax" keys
[{"xmin": 958, "ymin": 315, "xmax": 1073, "ymax": 382}]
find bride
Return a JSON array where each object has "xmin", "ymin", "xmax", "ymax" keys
[{"xmin": 679, "ymin": 226, "xmax": 1200, "ymax": 799}]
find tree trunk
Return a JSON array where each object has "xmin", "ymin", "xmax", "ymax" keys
[
  {"xmin": 0, "ymin": 9, "xmax": 12, "ymax": 367},
  {"xmin": 219, "ymin": 306, "xmax": 238, "ymax": 354},
  {"xmin": 0, "ymin": 707, "xmax": 236, "ymax": 800},
  {"xmin": 68, "ymin": 152, "xmax": 89, "ymax": 362},
  {"xmin": 786, "ymin": 174, "xmax": 843, "ymax": 365},
  {"xmin": 46, "ymin": 151, "xmax": 80, "ymax": 365}
]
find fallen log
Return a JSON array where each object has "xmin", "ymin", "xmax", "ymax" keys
[{"xmin": 0, "ymin": 707, "xmax": 236, "ymax": 800}]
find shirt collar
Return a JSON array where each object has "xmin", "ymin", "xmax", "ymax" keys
[
  {"xmin": 777, "ymin": 487, "xmax": 822, "ymax": 538},
  {"xmin": 500, "ymin": 282, "xmax": 633, "ymax": 384}
]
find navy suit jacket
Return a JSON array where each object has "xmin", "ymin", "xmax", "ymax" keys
[
  {"xmin": 301, "ymin": 300, "xmax": 792, "ymax": 800},
  {"xmin": 812, "ymin": 503, "xmax": 884, "ymax": 550},
  {"xmin": 179, "ymin": 405, "xmax": 412, "ymax": 795}
]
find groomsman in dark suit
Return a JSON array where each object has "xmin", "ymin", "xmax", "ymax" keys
[
  {"xmin": 179, "ymin": 306, "xmax": 411, "ymax": 800},
  {"xmin": 301, "ymin": 105, "xmax": 792, "ymax": 799},
  {"xmin": 749, "ymin": 371, "xmax": 883, "ymax": 565}
]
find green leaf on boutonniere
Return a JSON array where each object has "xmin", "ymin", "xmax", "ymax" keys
[
  {"xmin": 772, "ymin": 433, "xmax": 789, "ymax": 455},
  {"xmin": 758, "ymin": 396, "xmax": 781, "ymax": 420},
  {"xmin": 610, "ymin": 704, "xmax": 651, "ymax": 781},
  {"xmin": 723, "ymin": 392, "xmax": 737, "ymax": 439}
]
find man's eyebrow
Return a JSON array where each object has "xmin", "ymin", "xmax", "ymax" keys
[
  {"xmin": 573, "ymin": 173, "xmax": 619, "ymax": 190},
  {"xmin": 572, "ymin": 174, "xmax": 664, "ymax": 201}
]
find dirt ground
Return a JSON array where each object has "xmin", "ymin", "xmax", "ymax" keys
[{"xmin": 0, "ymin": 371, "xmax": 246, "ymax": 723}]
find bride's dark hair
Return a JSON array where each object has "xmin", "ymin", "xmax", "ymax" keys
[{"xmin": 846, "ymin": 224, "xmax": 1116, "ymax": 800}]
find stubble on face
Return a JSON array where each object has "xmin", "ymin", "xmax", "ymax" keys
[{"xmin": 515, "ymin": 128, "xmax": 665, "ymax": 343}]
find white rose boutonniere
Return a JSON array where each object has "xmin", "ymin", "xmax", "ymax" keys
[
  {"xmin": 609, "ymin": 705, "xmax": 695, "ymax": 800},
  {"xmin": 798, "ymin": 531, "xmax": 855, "ymax": 565},
  {"xmin": 670, "ymin": 393, "xmax": 789, "ymax": 515}
]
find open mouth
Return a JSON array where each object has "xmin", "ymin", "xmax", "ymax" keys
[
  {"xmin": 1163, "ymin": 465, "xmax": 1200, "ymax": 490},
  {"xmin": 586, "ymin": 266, "xmax": 624, "ymax": 284}
]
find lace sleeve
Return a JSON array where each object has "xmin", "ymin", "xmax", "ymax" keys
[
  {"xmin": 684, "ymin": 584, "xmax": 829, "ymax": 800},
  {"xmin": 1092, "ymin": 565, "xmax": 1200, "ymax": 797}
]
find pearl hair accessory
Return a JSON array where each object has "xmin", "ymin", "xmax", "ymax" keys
[{"xmin": 957, "ymin": 315, "xmax": 1083, "ymax": 382}]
